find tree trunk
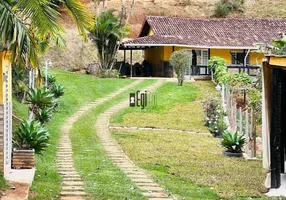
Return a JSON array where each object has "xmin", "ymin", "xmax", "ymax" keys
[{"xmin": 125, "ymin": 0, "xmax": 135, "ymax": 26}]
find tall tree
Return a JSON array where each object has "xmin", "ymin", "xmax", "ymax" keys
[{"xmin": 89, "ymin": 10, "xmax": 130, "ymax": 70}]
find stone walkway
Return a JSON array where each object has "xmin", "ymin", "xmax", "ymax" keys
[
  {"xmin": 56, "ymin": 79, "xmax": 143, "ymax": 200},
  {"xmin": 95, "ymin": 80, "xmax": 175, "ymax": 200}
]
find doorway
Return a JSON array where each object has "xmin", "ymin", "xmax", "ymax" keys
[{"xmin": 270, "ymin": 68, "xmax": 286, "ymax": 188}]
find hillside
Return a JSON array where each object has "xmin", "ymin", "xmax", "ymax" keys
[{"xmin": 42, "ymin": 0, "xmax": 286, "ymax": 70}]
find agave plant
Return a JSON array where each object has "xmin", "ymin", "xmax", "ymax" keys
[
  {"xmin": 50, "ymin": 84, "xmax": 64, "ymax": 98},
  {"xmin": 43, "ymin": 73, "xmax": 56, "ymax": 87},
  {"xmin": 13, "ymin": 120, "xmax": 50, "ymax": 154},
  {"xmin": 26, "ymin": 87, "xmax": 54, "ymax": 116},
  {"xmin": 221, "ymin": 131, "xmax": 246, "ymax": 153},
  {"xmin": 35, "ymin": 108, "xmax": 53, "ymax": 124}
]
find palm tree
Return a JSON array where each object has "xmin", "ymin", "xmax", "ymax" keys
[
  {"xmin": 89, "ymin": 10, "xmax": 130, "ymax": 70},
  {"xmin": 0, "ymin": 0, "xmax": 94, "ymax": 67}
]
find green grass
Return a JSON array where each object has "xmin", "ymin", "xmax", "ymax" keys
[
  {"xmin": 110, "ymin": 81, "xmax": 219, "ymax": 132},
  {"xmin": 19, "ymin": 69, "xmax": 136, "ymax": 200},
  {"xmin": 112, "ymin": 130, "xmax": 268, "ymax": 199},
  {"xmin": 0, "ymin": 173, "xmax": 8, "ymax": 197},
  {"xmin": 12, "ymin": 97, "xmax": 28, "ymax": 119},
  {"xmin": 70, "ymin": 80, "xmax": 157, "ymax": 199}
]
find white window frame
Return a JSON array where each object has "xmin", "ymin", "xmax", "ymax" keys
[{"xmin": 231, "ymin": 51, "xmax": 250, "ymax": 66}]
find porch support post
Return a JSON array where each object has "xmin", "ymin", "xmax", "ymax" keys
[
  {"xmin": 243, "ymin": 49, "xmax": 246, "ymax": 72},
  {"xmin": 208, "ymin": 48, "xmax": 211, "ymax": 74},
  {"xmin": 262, "ymin": 57, "xmax": 271, "ymax": 188},
  {"xmin": 130, "ymin": 49, "xmax": 133, "ymax": 77},
  {"xmin": 124, "ymin": 49, "xmax": 126, "ymax": 64}
]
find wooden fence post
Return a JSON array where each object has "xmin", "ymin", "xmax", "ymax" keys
[
  {"xmin": 252, "ymin": 109, "xmax": 257, "ymax": 157},
  {"xmin": 239, "ymin": 107, "xmax": 242, "ymax": 135},
  {"xmin": 245, "ymin": 108, "xmax": 249, "ymax": 156}
]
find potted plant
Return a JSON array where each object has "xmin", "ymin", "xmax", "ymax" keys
[
  {"xmin": 221, "ymin": 131, "xmax": 245, "ymax": 157},
  {"xmin": 12, "ymin": 120, "xmax": 49, "ymax": 169}
]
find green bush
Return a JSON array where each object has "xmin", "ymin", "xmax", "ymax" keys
[
  {"xmin": 208, "ymin": 56, "xmax": 228, "ymax": 83},
  {"xmin": 169, "ymin": 50, "xmax": 192, "ymax": 86},
  {"xmin": 209, "ymin": 112, "xmax": 228, "ymax": 137},
  {"xmin": 214, "ymin": 2, "xmax": 230, "ymax": 17},
  {"xmin": 214, "ymin": 0, "xmax": 245, "ymax": 17},
  {"xmin": 227, "ymin": 72, "xmax": 253, "ymax": 88},
  {"xmin": 14, "ymin": 120, "xmax": 50, "ymax": 154},
  {"xmin": 203, "ymin": 98, "xmax": 227, "ymax": 137},
  {"xmin": 50, "ymin": 84, "xmax": 64, "ymax": 98},
  {"xmin": 221, "ymin": 131, "xmax": 245, "ymax": 153}
]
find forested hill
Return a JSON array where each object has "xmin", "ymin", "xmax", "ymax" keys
[{"xmin": 44, "ymin": 0, "xmax": 286, "ymax": 71}]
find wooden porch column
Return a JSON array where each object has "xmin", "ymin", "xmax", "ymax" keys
[
  {"xmin": 130, "ymin": 49, "xmax": 133, "ymax": 77},
  {"xmin": 262, "ymin": 57, "xmax": 272, "ymax": 188}
]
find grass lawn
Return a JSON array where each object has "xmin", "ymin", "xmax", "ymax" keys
[
  {"xmin": 110, "ymin": 81, "xmax": 219, "ymax": 132},
  {"xmin": 112, "ymin": 129, "xmax": 268, "ymax": 199},
  {"xmin": 109, "ymin": 80, "xmax": 268, "ymax": 199},
  {"xmin": 70, "ymin": 80, "xmax": 157, "ymax": 199},
  {"xmin": 12, "ymin": 69, "xmax": 135, "ymax": 200}
]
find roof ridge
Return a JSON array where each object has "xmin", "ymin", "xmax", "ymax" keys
[{"xmin": 145, "ymin": 16, "xmax": 286, "ymax": 21}]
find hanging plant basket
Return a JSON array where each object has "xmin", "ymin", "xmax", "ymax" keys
[{"xmin": 12, "ymin": 148, "xmax": 35, "ymax": 169}]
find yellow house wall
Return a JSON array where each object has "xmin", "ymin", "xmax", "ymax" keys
[
  {"xmin": 148, "ymin": 29, "xmax": 154, "ymax": 36},
  {"xmin": 145, "ymin": 47, "xmax": 264, "ymax": 68},
  {"xmin": 0, "ymin": 52, "xmax": 12, "ymax": 104},
  {"xmin": 210, "ymin": 49, "xmax": 264, "ymax": 66},
  {"xmin": 269, "ymin": 56, "xmax": 286, "ymax": 67},
  {"xmin": 145, "ymin": 47, "xmax": 165, "ymax": 67}
]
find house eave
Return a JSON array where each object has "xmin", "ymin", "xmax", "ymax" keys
[{"xmin": 122, "ymin": 43, "xmax": 258, "ymax": 50}]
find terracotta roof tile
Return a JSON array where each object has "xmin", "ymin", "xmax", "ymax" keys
[{"xmin": 123, "ymin": 16, "xmax": 286, "ymax": 48}]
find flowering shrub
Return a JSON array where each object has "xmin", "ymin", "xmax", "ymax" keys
[
  {"xmin": 203, "ymin": 98, "xmax": 227, "ymax": 137},
  {"xmin": 203, "ymin": 98, "xmax": 220, "ymax": 124}
]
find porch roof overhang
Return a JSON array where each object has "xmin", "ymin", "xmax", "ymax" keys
[{"xmin": 120, "ymin": 35, "xmax": 260, "ymax": 50}]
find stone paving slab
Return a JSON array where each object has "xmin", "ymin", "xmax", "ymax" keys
[
  {"xmin": 60, "ymin": 191, "xmax": 87, "ymax": 196},
  {"xmin": 60, "ymin": 197, "xmax": 85, "ymax": 200},
  {"xmin": 139, "ymin": 186, "xmax": 165, "ymax": 191},
  {"xmin": 142, "ymin": 192, "xmax": 168, "ymax": 197},
  {"xmin": 62, "ymin": 186, "xmax": 85, "ymax": 191}
]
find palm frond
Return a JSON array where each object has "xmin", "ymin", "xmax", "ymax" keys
[
  {"xmin": 0, "ymin": 0, "xmax": 38, "ymax": 66},
  {"xmin": 61, "ymin": 0, "xmax": 94, "ymax": 41},
  {"xmin": 15, "ymin": 0, "xmax": 62, "ymax": 38}
]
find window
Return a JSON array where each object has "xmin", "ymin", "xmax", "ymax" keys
[
  {"xmin": 231, "ymin": 52, "xmax": 250, "ymax": 65},
  {"xmin": 193, "ymin": 50, "xmax": 208, "ymax": 66}
]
